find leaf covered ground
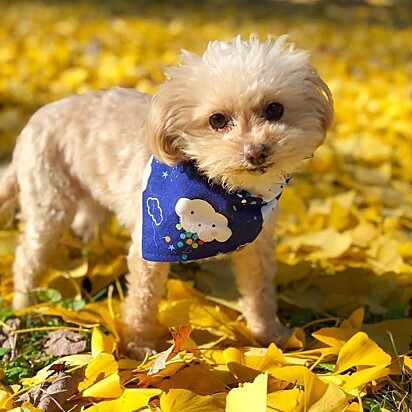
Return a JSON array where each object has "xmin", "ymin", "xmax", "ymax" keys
[{"xmin": 0, "ymin": 1, "xmax": 411, "ymax": 411}]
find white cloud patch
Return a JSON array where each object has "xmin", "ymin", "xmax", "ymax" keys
[
  {"xmin": 175, "ymin": 198, "xmax": 232, "ymax": 242},
  {"xmin": 147, "ymin": 197, "xmax": 163, "ymax": 226}
]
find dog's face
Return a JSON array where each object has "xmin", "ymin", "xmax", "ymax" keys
[{"xmin": 146, "ymin": 36, "xmax": 333, "ymax": 191}]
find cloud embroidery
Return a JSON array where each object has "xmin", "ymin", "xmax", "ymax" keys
[
  {"xmin": 147, "ymin": 197, "xmax": 163, "ymax": 226},
  {"xmin": 175, "ymin": 198, "xmax": 232, "ymax": 242}
]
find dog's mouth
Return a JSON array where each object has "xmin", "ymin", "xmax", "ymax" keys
[
  {"xmin": 228, "ymin": 161, "xmax": 275, "ymax": 175},
  {"xmin": 246, "ymin": 162, "xmax": 274, "ymax": 174}
]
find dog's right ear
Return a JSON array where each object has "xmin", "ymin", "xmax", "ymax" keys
[{"xmin": 146, "ymin": 93, "xmax": 185, "ymax": 166}]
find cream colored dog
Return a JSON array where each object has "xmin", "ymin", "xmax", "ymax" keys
[{"xmin": 0, "ymin": 36, "xmax": 333, "ymax": 358}]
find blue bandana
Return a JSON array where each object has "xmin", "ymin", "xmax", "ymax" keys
[{"xmin": 141, "ymin": 157, "xmax": 290, "ymax": 262}]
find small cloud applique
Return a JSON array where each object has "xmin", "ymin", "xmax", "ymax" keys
[
  {"xmin": 175, "ymin": 198, "xmax": 232, "ymax": 242},
  {"xmin": 147, "ymin": 197, "xmax": 163, "ymax": 226}
]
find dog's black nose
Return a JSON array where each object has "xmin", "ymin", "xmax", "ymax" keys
[{"xmin": 244, "ymin": 144, "xmax": 270, "ymax": 166}]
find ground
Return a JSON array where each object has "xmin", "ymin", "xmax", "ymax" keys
[{"xmin": 0, "ymin": 1, "xmax": 411, "ymax": 411}]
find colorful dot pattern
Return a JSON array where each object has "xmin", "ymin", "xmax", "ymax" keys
[{"xmin": 164, "ymin": 230, "xmax": 204, "ymax": 260}]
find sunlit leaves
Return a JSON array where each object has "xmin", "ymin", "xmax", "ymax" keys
[
  {"xmin": 334, "ymin": 332, "xmax": 391, "ymax": 374},
  {"xmin": 226, "ymin": 372, "xmax": 267, "ymax": 412},
  {"xmin": 0, "ymin": 1, "xmax": 411, "ymax": 411}
]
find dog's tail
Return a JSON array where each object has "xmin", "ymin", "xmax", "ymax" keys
[{"xmin": 0, "ymin": 161, "xmax": 17, "ymax": 210}]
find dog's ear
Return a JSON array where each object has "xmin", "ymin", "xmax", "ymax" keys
[
  {"xmin": 146, "ymin": 94, "xmax": 185, "ymax": 166},
  {"xmin": 308, "ymin": 67, "xmax": 334, "ymax": 138}
]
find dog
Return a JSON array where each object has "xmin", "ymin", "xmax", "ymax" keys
[{"xmin": 0, "ymin": 36, "xmax": 333, "ymax": 358}]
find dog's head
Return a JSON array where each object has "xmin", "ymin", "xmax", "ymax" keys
[{"xmin": 146, "ymin": 35, "xmax": 333, "ymax": 191}]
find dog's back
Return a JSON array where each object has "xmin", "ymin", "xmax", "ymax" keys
[
  {"xmin": 3, "ymin": 88, "xmax": 153, "ymax": 309},
  {"xmin": 1, "ymin": 88, "xmax": 152, "ymax": 229}
]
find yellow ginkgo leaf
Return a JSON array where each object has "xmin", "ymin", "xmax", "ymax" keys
[
  {"xmin": 1, "ymin": 2, "xmax": 412, "ymax": 412},
  {"xmin": 189, "ymin": 303, "xmax": 257, "ymax": 345},
  {"xmin": 88, "ymin": 255, "xmax": 128, "ymax": 295},
  {"xmin": 334, "ymin": 332, "xmax": 391, "ymax": 374},
  {"xmin": 226, "ymin": 372, "xmax": 267, "ymax": 412},
  {"xmin": 0, "ymin": 388, "xmax": 14, "ymax": 410},
  {"xmin": 86, "ymin": 388, "xmax": 162, "ymax": 412},
  {"xmin": 271, "ymin": 366, "xmax": 327, "ymax": 408},
  {"xmin": 307, "ymin": 383, "xmax": 348, "ymax": 412},
  {"xmin": 403, "ymin": 355, "xmax": 412, "ymax": 373},
  {"xmin": 91, "ymin": 327, "xmax": 117, "ymax": 357},
  {"xmin": 340, "ymin": 401, "xmax": 362, "ymax": 412},
  {"xmin": 35, "ymin": 305, "xmax": 100, "ymax": 327},
  {"xmin": 8, "ymin": 401, "xmax": 43, "ymax": 412},
  {"xmin": 340, "ymin": 308, "xmax": 364, "ymax": 330},
  {"xmin": 85, "ymin": 302, "xmax": 122, "ymax": 340},
  {"xmin": 82, "ymin": 372, "xmax": 123, "ymax": 399},
  {"xmin": 222, "ymin": 344, "xmax": 287, "ymax": 383},
  {"xmin": 158, "ymin": 361, "xmax": 232, "ymax": 395},
  {"xmin": 223, "ymin": 348, "xmax": 263, "ymax": 383},
  {"xmin": 158, "ymin": 299, "xmax": 194, "ymax": 328},
  {"xmin": 0, "ymin": 231, "xmax": 17, "ymax": 256},
  {"xmin": 312, "ymin": 327, "xmax": 357, "ymax": 350},
  {"xmin": 78, "ymin": 353, "xmax": 119, "ymax": 392},
  {"xmin": 342, "ymin": 364, "xmax": 390, "ymax": 392},
  {"xmin": 283, "ymin": 327, "xmax": 305, "ymax": 350},
  {"xmin": 283, "ymin": 229, "xmax": 352, "ymax": 260},
  {"xmin": 21, "ymin": 354, "xmax": 93, "ymax": 386},
  {"xmin": 167, "ymin": 279, "xmax": 206, "ymax": 301},
  {"xmin": 189, "ymin": 303, "xmax": 234, "ymax": 331},
  {"xmin": 160, "ymin": 388, "xmax": 223, "ymax": 412},
  {"xmin": 267, "ymin": 388, "xmax": 302, "ymax": 412}
]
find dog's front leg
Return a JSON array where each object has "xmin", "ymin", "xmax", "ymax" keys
[
  {"xmin": 232, "ymin": 215, "xmax": 291, "ymax": 346},
  {"xmin": 121, "ymin": 239, "xmax": 169, "ymax": 359}
]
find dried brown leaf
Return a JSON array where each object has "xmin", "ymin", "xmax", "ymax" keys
[{"xmin": 44, "ymin": 330, "xmax": 87, "ymax": 357}]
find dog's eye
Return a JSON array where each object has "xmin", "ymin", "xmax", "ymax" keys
[
  {"xmin": 264, "ymin": 102, "xmax": 284, "ymax": 122},
  {"xmin": 209, "ymin": 113, "xmax": 229, "ymax": 130}
]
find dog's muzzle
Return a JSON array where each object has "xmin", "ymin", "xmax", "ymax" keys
[{"xmin": 243, "ymin": 144, "xmax": 270, "ymax": 167}]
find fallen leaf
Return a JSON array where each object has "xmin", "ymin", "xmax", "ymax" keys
[
  {"xmin": 148, "ymin": 326, "xmax": 193, "ymax": 375},
  {"xmin": 334, "ymin": 332, "xmax": 391, "ymax": 374},
  {"xmin": 160, "ymin": 388, "xmax": 223, "ymax": 412},
  {"xmin": 266, "ymin": 388, "xmax": 302, "ymax": 412},
  {"xmin": 226, "ymin": 372, "xmax": 267, "ymax": 412},
  {"xmin": 17, "ymin": 371, "xmax": 83, "ymax": 412},
  {"xmin": 308, "ymin": 383, "xmax": 348, "ymax": 411},
  {"xmin": 44, "ymin": 330, "xmax": 87, "ymax": 356},
  {"xmin": 283, "ymin": 229, "xmax": 352, "ymax": 260},
  {"xmin": 78, "ymin": 352, "xmax": 121, "ymax": 398},
  {"xmin": 342, "ymin": 364, "xmax": 390, "ymax": 392},
  {"xmin": 91, "ymin": 327, "xmax": 117, "ymax": 357},
  {"xmin": 86, "ymin": 388, "xmax": 162, "ymax": 412}
]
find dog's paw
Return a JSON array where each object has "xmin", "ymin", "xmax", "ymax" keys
[
  {"xmin": 121, "ymin": 340, "xmax": 157, "ymax": 360},
  {"xmin": 12, "ymin": 291, "xmax": 31, "ymax": 310},
  {"xmin": 253, "ymin": 322, "xmax": 293, "ymax": 347}
]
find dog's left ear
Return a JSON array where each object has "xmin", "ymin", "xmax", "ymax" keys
[
  {"xmin": 145, "ymin": 92, "xmax": 186, "ymax": 166},
  {"xmin": 308, "ymin": 67, "xmax": 334, "ymax": 138}
]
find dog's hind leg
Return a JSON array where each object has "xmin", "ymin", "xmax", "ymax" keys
[{"xmin": 12, "ymin": 160, "xmax": 77, "ymax": 309}]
